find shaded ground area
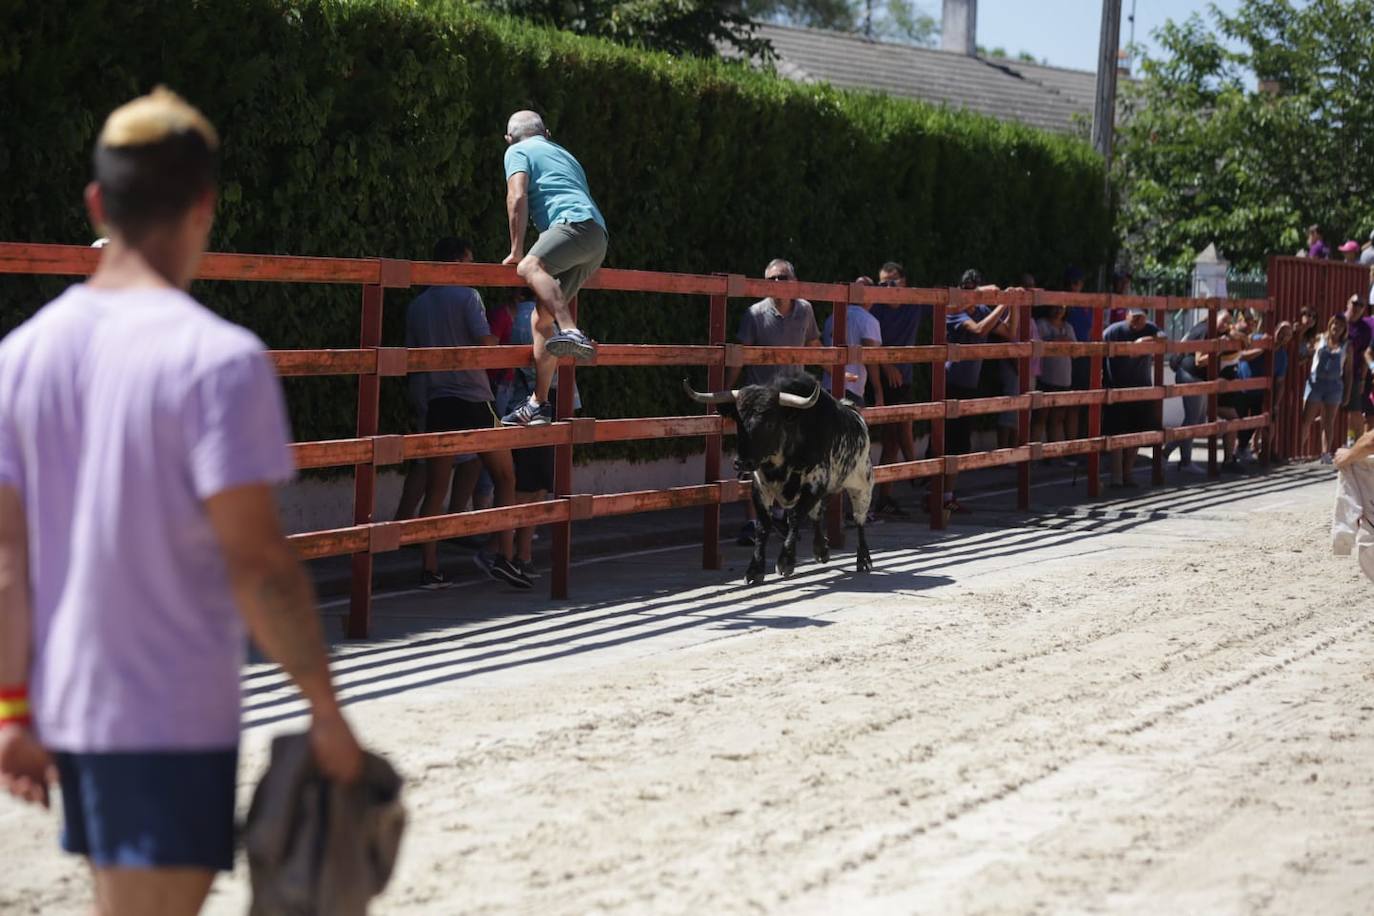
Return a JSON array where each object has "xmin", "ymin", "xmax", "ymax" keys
[{"xmin": 4, "ymin": 464, "xmax": 1371, "ymax": 915}]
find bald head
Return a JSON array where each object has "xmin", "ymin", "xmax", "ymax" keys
[{"xmin": 506, "ymin": 110, "xmax": 547, "ymax": 144}]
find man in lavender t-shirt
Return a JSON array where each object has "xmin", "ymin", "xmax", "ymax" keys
[{"xmin": 0, "ymin": 89, "xmax": 361, "ymax": 912}]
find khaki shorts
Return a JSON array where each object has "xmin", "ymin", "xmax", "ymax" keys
[{"xmin": 528, "ymin": 220, "xmax": 607, "ymax": 300}]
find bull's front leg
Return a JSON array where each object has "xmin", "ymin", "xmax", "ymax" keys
[
  {"xmin": 778, "ymin": 484, "xmax": 824, "ymax": 578},
  {"xmin": 746, "ymin": 482, "xmax": 772, "ymax": 586}
]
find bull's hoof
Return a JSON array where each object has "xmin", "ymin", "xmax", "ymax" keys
[
  {"xmin": 856, "ymin": 550, "xmax": 873, "ymax": 573},
  {"xmin": 776, "ymin": 553, "xmax": 797, "ymax": 578},
  {"xmin": 745, "ymin": 562, "xmax": 767, "ymax": 585},
  {"xmin": 814, "ymin": 545, "xmax": 830, "ymax": 564}
]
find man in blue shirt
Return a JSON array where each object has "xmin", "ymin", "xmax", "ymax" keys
[
  {"xmin": 500, "ymin": 110, "xmax": 609, "ymax": 427},
  {"xmin": 942, "ymin": 269, "xmax": 1012, "ymax": 513},
  {"xmin": 869, "ymin": 262, "xmax": 926, "ymax": 515},
  {"xmin": 1102, "ymin": 309, "xmax": 1163, "ymax": 487}
]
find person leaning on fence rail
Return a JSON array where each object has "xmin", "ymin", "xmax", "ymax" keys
[
  {"xmin": 731, "ymin": 258, "xmax": 820, "ymax": 546},
  {"xmin": 393, "ymin": 238, "xmax": 486, "ymax": 526},
  {"xmin": 0, "ymin": 87, "xmax": 362, "ymax": 914},
  {"xmin": 405, "ymin": 238, "xmax": 530, "ymax": 590},
  {"xmin": 1163, "ymin": 308, "xmax": 1231, "ymax": 474},
  {"xmin": 869, "ymin": 261, "xmax": 926, "ymax": 516},
  {"xmin": 1102, "ymin": 308, "xmax": 1164, "ymax": 488},
  {"xmin": 1244, "ymin": 319, "xmax": 1293, "ymax": 463},
  {"xmin": 941, "ymin": 268, "xmax": 1014, "ymax": 514},
  {"xmin": 1341, "ymin": 295, "xmax": 1373, "ymax": 444},
  {"xmin": 1301, "ymin": 313, "xmax": 1353, "ymax": 465},
  {"xmin": 1032, "ymin": 301, "xmax": 1077, "ymax": 457},
  {"xmin": 500, "ymin": 109, "xmax": 608, "ymax": 427},
  {"xmin": 822, "ymin": 276, "xmax": 883, "ymax": 406}
]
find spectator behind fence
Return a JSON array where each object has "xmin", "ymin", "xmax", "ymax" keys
[
  {"xmin": 732, "ymin": 258, "xmax": 820, "ymax": 546},
  {"xmin": 1102, "ymin": 308, "xmax": 1164, "ymax": 487},
  {"xmin": 1343, "ymin": 295, "xmax": 1373, "ymax": 444},
  {"xmin": 1339, "ymin": 241, "xmax": 1361, "ymax": 263},
  {"xmin": 1361, "ymin": 230, "xmax": 1374, "ymax": 266},
  {"xmin": 1218, "ymin": 312, "xmax": 1260, "ymax": 468},
  {"xmin": 1250, "ymin": 320, "xmax": 1294, "ymax": 461},
  {"xmin": 1032, "ymin": 303, "xmax": 1077, "ymax": 455},
  {"xmin": 870, "ymin": 261, "xmax": 925, "ymax": 516},
  {"xmin": 993, "ymin": 276, "xmax": 1035, "ymax": 448},
  {"xmin": 1307, "ymin": 224, "xmax": 1331, "ymax": 260},
  {"xmin": 0, "ymin": 88, "xmax": 362, "ymax": 912},
  {"xmin": 501, "ymin": 110, "xmax": 608, "ymax": 426},
  {"xmin": 942, "ymin": 269, "xmax": 1013, "ymax": 514},
  {"xmin": 1062, "ymin": 265, "xmax": 1090, "ymax": 446},
  {"xmin": 822, "ymin": 277, "xmax": 883, "ymax": 405},
  {"xmin": 1300, "ymin": 313, "xmax": 1353, "ymax": 464},
  {"xmin": 1164, "ymin": 308, "xmax": 1234, "ymax": 474},
  {"xmin": 1108, "ymin": 269, "xmax": 1132, "ymax": 324},
  {"xmin": 393, "ymin": 240, "xmax": 487, "ymax": 524},
  {"xmin": 406, "ymin": 238, "xmax": 530, "ymax": 590}
]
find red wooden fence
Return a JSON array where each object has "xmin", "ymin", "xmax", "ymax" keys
[{"xmin": 0, "ymin": 243, "xmax": 1274, "ymax": 637}]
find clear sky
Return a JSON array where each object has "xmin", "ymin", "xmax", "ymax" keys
[{"xmin": 972, "ymin": 0, "xmax": 1242, "ymax": 72}]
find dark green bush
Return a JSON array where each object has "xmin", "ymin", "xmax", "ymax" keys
[{"xmin": 0, "ymin": 0, "xmax": 1110, "ymax": 463}]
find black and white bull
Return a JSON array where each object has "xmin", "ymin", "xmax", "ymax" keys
[{"xmin": 684, "ymin": 372, "xmax": 874, "ymax": 584}]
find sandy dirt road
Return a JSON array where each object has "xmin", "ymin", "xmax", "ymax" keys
[{"xmin": 3, "ymin": 465, "xmax": 1372, "ymax": 915}]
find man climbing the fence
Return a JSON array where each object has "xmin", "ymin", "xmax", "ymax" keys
[{"xmin": 500, "ymin": 110, "xmax": 608, "ymax": 427}]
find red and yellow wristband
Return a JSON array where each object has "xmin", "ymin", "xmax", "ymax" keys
[{"xmin": 0, "ymin": 685, "xmax": 31, "ymax": 728}]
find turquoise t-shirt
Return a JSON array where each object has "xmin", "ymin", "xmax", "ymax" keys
[{"xmin": 503, "ymin": 136, "xmax": 606, "ymax": 233}]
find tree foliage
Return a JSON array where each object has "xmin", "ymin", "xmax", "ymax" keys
[
  {"xmin": 743, "ymin": 0, "xmax": 937, "ymax": 45},
  {"xmin": 463, "ymin": 0, "xmax": 774, "ymax": 58},
  {"xmin": 1114, "ymin": 0, "xmax": 1374, "ymax": 271}
]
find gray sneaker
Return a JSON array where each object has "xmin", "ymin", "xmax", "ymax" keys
[
  {"xmin": 545, "ymin": 328, "xmax": 596, "ymax": 361},
  {"xmin": 517, "ymin": 559, "xmax": 540, "ymax": 580},
  {"xmin": 501, "ymin": 398, "xmax": 554, "ymax": 427}
]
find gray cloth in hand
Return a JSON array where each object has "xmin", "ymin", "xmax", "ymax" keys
[{"xmin": 245, "ymin": 732, "xmax": 406, "ymax": 916}]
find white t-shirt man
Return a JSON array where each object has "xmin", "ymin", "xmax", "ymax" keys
[{"xmin": 822, "ymin": 304, "xmax": 882, "ymax": 400}]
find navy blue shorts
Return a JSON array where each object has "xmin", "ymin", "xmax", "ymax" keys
[{"xmin": 55, "ymin": 748, "xmax": 238, "ymax": 871}]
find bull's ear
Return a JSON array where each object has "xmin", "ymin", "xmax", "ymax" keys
[{"xmin": 716, "ymin": 403, "xmax": 739, "ymax": 421}]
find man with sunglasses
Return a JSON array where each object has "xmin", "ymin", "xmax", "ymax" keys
[
  {"xmin": 731, "ymin": 259, "xmax": 821, "ymax": 544},
  {"xmin": 869, "ymin": 262, "xmax": 927, "ymax": 515}
]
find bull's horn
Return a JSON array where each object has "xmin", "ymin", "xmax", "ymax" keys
[
  {"xmin": 682, "ymin": 379, "xmax": 738, "ymax": 405},
  {"xmin": 778, "ymin": 385, "xmax": 821, "ymax": 409}
]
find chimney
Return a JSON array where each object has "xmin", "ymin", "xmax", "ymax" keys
[{"xmin": 942, "ymin": 0, "xmax": 977, "ymax": 56}]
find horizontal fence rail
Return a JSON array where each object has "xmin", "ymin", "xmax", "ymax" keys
[{"xmin": 2, "ymin": 242, "xmax": 1281, "ymax": 636}]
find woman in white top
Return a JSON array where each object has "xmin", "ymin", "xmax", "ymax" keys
[{"xmin": 1032, "ymin": 305, "xmax": 1077, "ymax": 449}]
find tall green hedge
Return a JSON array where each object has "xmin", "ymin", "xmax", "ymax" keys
[{"xmin": 0, "ymin": 0, "xmax": 1110, "ymax": 461}]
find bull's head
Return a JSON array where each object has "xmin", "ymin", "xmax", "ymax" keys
[
  {"xmin": 683, "ymin": 379, "xmax": 820, "ymax": 474},
  {"xmin": 680, "ymin": 380, "xmax": 820, "ymax": 410}
]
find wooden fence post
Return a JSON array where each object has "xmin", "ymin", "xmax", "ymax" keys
[
  {"xmin": 703, "ymin": 280, "xmax": 731, "ymax": 570},
  {"xmin": 347, "ymin": 282, "xmax": 384, "ymax": 639},
  {"xmin": 930, "ymin": 292, "xmax": 949, "ymax": 529}
]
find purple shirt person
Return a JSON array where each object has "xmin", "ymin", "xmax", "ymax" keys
[
  {"xmin": 0, "ymin": 88, "xmax": 361, "ymax": 909},
  {"xmin": 1307, "ymin": 224, "xmax": 1331, "ymax": 260}
]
